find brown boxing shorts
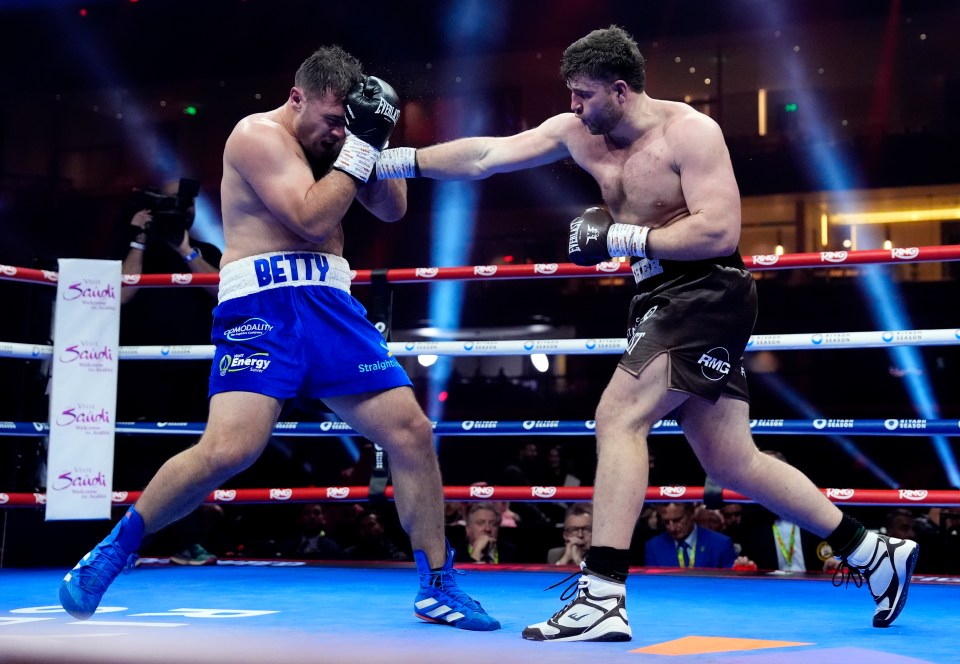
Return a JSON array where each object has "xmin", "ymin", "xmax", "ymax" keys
[{"xmin": 619, "ymin": 253, "xmax": 757, "ymax": 403}]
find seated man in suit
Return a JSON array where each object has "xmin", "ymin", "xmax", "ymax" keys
[
  {"xmin": 547, "ymin": 503, "xmax": 593, "ymax": 565},
  {"xmin": 645, "ymin": 502, "xmax": 750, "ymax": 568}
]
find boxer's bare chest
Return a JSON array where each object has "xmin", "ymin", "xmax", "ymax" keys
[{"xmin": 572, "ymin": 133, "xmax": 688, "ymax": 227}]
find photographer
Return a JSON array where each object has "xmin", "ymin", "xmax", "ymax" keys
[
  {"xmin": 116, "ymin": 180, "xmax": 223, "ymax": 566},
  {"xmin": 121, "ymin": 179, "xmax": 220, "ymax": 304}
]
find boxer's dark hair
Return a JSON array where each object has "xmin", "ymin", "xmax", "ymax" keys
[
  {"xmin": 295, "ymin": 45, "xmax": 364, "ymax": 101},
  {"xmin": 561, "ymin": 25, "xmax": 646, "ymax": 92}
]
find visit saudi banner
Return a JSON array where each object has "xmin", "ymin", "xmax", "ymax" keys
[{"xmin": 45, "ymin": 259, "xmax": 121, "ymax": 520}]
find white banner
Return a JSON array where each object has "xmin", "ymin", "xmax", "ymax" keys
[{"xmin": 45, "ymin": 259, "xmax": 121, "ymax": 520}]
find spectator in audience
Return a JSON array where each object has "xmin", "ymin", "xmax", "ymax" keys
[
  {"xmin": 444, "ymin": 501, "xmax": 466, "ymax": 528},
  {"xmin": 342, "ymin": 510, "xmax": 408, "ymax": 561},
  {"xmin": 501, "ymin": 442, "xmax": 540, "ymax": 486},
  {"xmin": 541, "ymin": 445, "xmax": 582, "ymax": 488},
  {"xmin": 452, "ymin": 503, "xmax": 518, "ymax": 564},
  {"xmin": 695, "ymin": 506, "xmax": 725, "ymax": 532},
  {"xmin": 548, "ymin": 503, "xmax": 593, "ymax": 565},
  {"xmin": 500, "ymin": 442, "xmax": 553, "ymax": 528},
  {"xmin": 914, "ymin": 507, "xmax": 960, "ymax": 574},
  {"xmin": 275, "ymin": 503, "xmax": 342, "ymax": 560},
  {"xmin": 645, "ymin": 502, "xmax": 750, "ymax": 569},
  {"xmin": 721, "ymin": 504, "xmax": 743, "ymax": 535},
  {"xmin": 884, "ymin": 508, "xmax": 916, "ymax": 540}
]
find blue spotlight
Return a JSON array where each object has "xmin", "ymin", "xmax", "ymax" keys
[
  {"xmin": 755, "ymin": 372, "xmax": 899, "ymax": 488},
  {"xmin": 191, "ymin": 194, "xmax": 224, "ymax": 251},
  {"xmin": 752, "ymin": 3, "xmax": 957, "ymax": 487},
  {"xmin": 425, "ymin": 0, "xmax": 502, "ymax": 426}
]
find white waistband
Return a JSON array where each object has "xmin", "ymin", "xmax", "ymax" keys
[{"xmin": 218, "ymin": 252, "xmax": 352, "ymax": 303}]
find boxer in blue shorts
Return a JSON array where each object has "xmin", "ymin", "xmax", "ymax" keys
[
  {"xmin": 60, "ymin": 45, "xmax": 499, "ymax": 632},
  {"xmin": 375, "ymin": 25, "xmax": 917, "ymax": 640},
  {"xmin": 210, "ymin": 252, "xmax": 411, "ymax": 400}
]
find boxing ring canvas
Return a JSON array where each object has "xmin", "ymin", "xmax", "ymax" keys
[{"xmin": 1, "ymin": 563, "xmax": 957, "ymax": 663}]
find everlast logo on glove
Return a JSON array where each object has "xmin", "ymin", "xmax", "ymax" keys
[
  {"xmin": 568, "ymin": 219, "xmax": 583, "ymax": 255},
  {"xmin": 375, "ymin": 98, "xmax": 400, "ymax": 124}
]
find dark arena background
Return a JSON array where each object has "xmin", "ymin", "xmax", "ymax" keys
[{"xmin": 1, "ymin": 1, "xmax": 959, "ymax": 662}]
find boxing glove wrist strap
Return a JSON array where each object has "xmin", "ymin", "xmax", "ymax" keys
[
  {"xmin": 375, "ymin": 147, "xmax": 419, "ymax": 180},
  {"xmin": 333, "ymin": 133, "xmax": 380, "ymax": 183},
  {"xmin": 607, "ymin": 224, "xmax": 650, "ymax": 259}
]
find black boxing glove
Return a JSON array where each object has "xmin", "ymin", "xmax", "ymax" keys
[
  {"xmin": 567, "ymin": 207, "xmax": 651, "ymax": 266},
  {"xmin": 333, "ymin": 76, "xmax": 401, "ymax": 182},
  {"xmin": 346, "ymin": 76, "xmax": 400, "ymax": 150}
]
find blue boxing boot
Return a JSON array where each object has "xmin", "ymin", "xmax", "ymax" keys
[
  {"xmin": 59, "ymin": 507, "xmax": 143, "ymax": 620},
  {"xmin": 413, "ymin": 542, "xmax": 500, "ymax": 631}
]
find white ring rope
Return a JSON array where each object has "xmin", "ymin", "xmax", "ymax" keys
[{"xmin": 2, "ymin": 328, "xmax": 959, "ymax": 360}]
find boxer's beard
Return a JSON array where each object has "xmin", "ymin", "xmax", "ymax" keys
[{"xmin": 585, "ymin": 98, "xmax": 622, "ymax": 135}]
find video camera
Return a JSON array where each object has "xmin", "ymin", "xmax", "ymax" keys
[{"xmin": 133, "ymin": 178, "xmax": 201, "ymax": 245}]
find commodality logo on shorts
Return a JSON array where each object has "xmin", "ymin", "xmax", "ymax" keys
[{"xmin": 225, "ymin": 318, "xmax": 274, "ymax": 341}]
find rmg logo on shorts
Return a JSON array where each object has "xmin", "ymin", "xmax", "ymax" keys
[{"xmin": 697, "ymin": 347, "xmax": 731, "ymax": 380}]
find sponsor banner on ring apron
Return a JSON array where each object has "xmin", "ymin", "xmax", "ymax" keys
[{"xmin": 45, "ymin": 259, "xmax": 121, "ymax": 520}]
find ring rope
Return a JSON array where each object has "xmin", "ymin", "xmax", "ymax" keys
[
  {"xmin": 1, "ymin": 486, "xmax": 957, "ymax": 508},
  {"xmin": 2, "ymin": 244, "xmax": 958, "ymax": 287},
  {"xmin": 1, "ymin": 419, "xmax": 956, "ymax": 438},
  {"xmin": 2, "ymin": 328, "xmax": 958, "ymax": 361}
]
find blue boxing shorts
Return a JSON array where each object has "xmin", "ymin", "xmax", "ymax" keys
[{"xmin": 208, "ymin": 251, "xmax": 411, "ymax": 400}]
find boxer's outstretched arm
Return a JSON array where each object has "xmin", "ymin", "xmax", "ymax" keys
[{"xmin": 382, "ymin": 113, "xmax": 575, "ymax": 181}]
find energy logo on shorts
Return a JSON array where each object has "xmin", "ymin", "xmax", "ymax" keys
[
  {"xmin": 697, "ymin": 346, "xmax": 731, "ymax": 381},
  {"xmin": 224, "ymin": 318, "xmax": 274, "ymax": 341},
  {"xmin": 219, "ymin": 352, "xmax": 272, "ymax": 376}
]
